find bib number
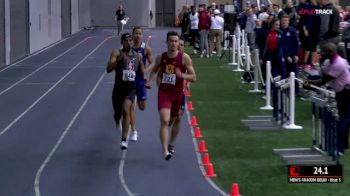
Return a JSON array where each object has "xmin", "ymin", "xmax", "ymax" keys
[
  {"xmin": 161, "ymin": 73, "xmax": 176, "ymax": 85},
  {"xmin": 122, "ymin": 70, "xmax": 136, "ymax": 81}
]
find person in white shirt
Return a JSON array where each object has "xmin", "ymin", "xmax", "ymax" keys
[
  {"xmin": 209, "ymin": 9, "xmax": 224, "ymax": 56},
  {"xmin": 189, "ymin": 5, "xmax": 199, "ymax": 54}
]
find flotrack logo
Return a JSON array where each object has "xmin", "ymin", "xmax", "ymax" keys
[{"xmin": 298, "ymin": 9, "xmax": 333, "ymax": 15}]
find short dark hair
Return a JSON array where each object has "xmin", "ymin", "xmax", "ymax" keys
[
  {"xmin": 281, "ymin": 14, "xmax": 290, "ymax": 19},
  {"xmin": 179, "ymin": 36, "xmax": 185, "ymax": 42},
  {"xmin": 132, "ymin": 26, "xmax": 142, "ymax": 33},
  {"xmin": 321, "ymin": 42, "xmax": 338, "ymax": 56},
  {"xmin": 166, "ymin": 31, "xmax": 179, "ymax": 41},
  {"xmin": 269, "ymin": 18, "xmax": 279, "ymax": 29}
]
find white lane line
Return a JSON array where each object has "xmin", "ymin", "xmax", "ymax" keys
[
  {"xmin": 185, "ymin": 107, "xmax": 228, "ymax": 196},
  {"xmin": 119, "ymin": 148, "xmax": 134, "ymax": 196},
  {"xmin": 0, "ymin": 32, "xmax": 82, "ymax": 73},
  {"xmin": 34, "ymin": 72, "xmax": 106, "ymax": 196},
  {"xmin": 0, "ymin": 37, "xmax": 93, "ymax": 96},
  {"xmin": 117, "ymin": 120, "xmax": 134, "ymax": 196},
  {"xmin": 0, "ymin": 37, "xmax": 111, "ymax": 137}
]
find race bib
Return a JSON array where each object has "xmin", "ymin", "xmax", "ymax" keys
[
  {"xmin": 122, "ymin": 70, "xmax": 136, "ymax": 81},
  {"xmin": 161, "ymin": 73, "xmax": 176, "ymax": 85}
]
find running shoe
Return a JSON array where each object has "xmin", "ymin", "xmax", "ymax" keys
[
  {"xmin": 168, "ymin": 144, "xmax": 175, "ymax": 154},
  {"xmin": 130, "ymin": 131, "xmax": 138, "ymax": 142},
  {"xmin": 165, "ymin": 152, "xmax": 172, "ymax": 161},
  {"xmin": 120, "ymin": 141, "xmax": 128, "ymax": 150}
]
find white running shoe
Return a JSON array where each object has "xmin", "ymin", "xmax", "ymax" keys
[
  {"xmin": 130, "ymin": 131, "xmax": 138, "ymax": 142},
  {"xmin": 120, "ymin": 141, "xmax": 128, "ymax": 150}
]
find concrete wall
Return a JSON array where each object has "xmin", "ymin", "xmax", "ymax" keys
[
  {"xmin": 78, "ymin": 0, "xmax": 91, "ymax": 29},
  {"xmin": 0, "ymin": 0, "xmax": 5, "ymax": 67},
  {"xmin": 29, "ymin": 0, "xmax": 62, "ymax": 53},
  {"xmin": 71, "ymin": 0, "xmax": 79, "ymax": 34},
  {"xmin": 10, "ymin": 0, "xmax": 28, "ymax": 61},
  {"xmin": 61, "ymin": 0, "xmax": 71, "ymax": 38},
  {"xmin": 90, "ymin": 0, "xmax": 153, "ymax": 28}
]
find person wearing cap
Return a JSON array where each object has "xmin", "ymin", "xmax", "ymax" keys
[
  {"xmin": 106, "ymin": 33, "xmax": 146, "ymax": 150},
  {"xmin": 209, "ymin": 9, "xmax": 224, "ymax": 56},
  {"xmin": 148, "ymin": 31, "xmax": 196, "ymax": 160}
]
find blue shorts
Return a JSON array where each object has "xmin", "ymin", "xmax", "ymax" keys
[{"xmin": 136, "ymin": 76, "xmax": 147, "ymax": 101}]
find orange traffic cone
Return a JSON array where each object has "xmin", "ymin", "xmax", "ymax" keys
[
  {"xmin": 187, "ymin": 101, "xmax": 194, "ymax": 111},
  {"xmin": 193, "ymin": 127, "xmax": 203, "ymax": 138},
  {"xmin": 191, "ymin": 116, "xmax": 198, "ymax": 126},
  {"xmin": 231, "ymin": 183, "xmax": 240, "ymax": 196},
  {"xmin": 201, "ymin": 153, "xmax": 211, "ymax": 166},
  {"xmin": 197, "ymin": 140, "xmax": 208, "ymax": 153},
  {"xmin": 205, "ymin": 163, "xmax": 216, "ymax": 177},
  {"xmin": 185, "ymin": 89, "xmax": 191, "ymax": 97}
]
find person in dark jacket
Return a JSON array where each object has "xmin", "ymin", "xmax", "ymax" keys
[
  {"xmin": 255, "ymin": 15, "xmax": 273, "ymax": 82},
  {"xmin": 263, "ymin": 18, "xmax": 286, "ymax": 78},
  {"xmin": 319, "ymin": 0, "xmax": 340, "ymax": 46},
  {"xmin": 299, "ymin": 0, "xmax": 320, "ymax": 68},
  {"xmin": 281, "ymin": 15, "xmax": 299, "ymax": 75},
  {"xmin": 263, "ymin": 18, "xmax": 286, "ymax": 119},
  {"xmin": 281, "ymin": 15, "xmax": 300, "ymax": 93}
]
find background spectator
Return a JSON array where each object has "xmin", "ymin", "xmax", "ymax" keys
[{"xmin": 115, "ymin": 5, "xmax": 126, "ymax": 36}]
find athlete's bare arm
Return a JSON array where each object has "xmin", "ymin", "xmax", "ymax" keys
[
  {"xmin": 147, "ymin": 55, "xmax": 161, "ymax": 87},
  {"xmin": 144, "ymin": 46, "xmax": 155, "ymax": 73},
  {"xmin": 137, "ymin": 53, "xmax": 146, "ymax": 75},
  {"xmin": 176, "ymin": 53, "xmax": 196, "ymax": 82},
  {"xmin": 106, "ymin": 50, "xmax": 120, "ymax": 73}
]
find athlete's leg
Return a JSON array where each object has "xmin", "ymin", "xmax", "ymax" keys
[
  {"xmin": 136, "ymin": 79, "xmax": 147, "ymax": 111},
  {"xmin": 130, "ymin": 100, "xmax": 137, "ymax": 131},
  {"xmin": 137, "ymin": 100, "xmax": 146, "ymax": 110},
  {"xmin": 122, "ymin": 99, "xmax": 133, "ymax": 139},
  {"xmin": 169, "ymin": 116, "xmax": 181, "ymax": 146},
  {"xmin": 112, "ymin": 86, "xmax": 123, "ymax": 129},
  {"xmin": 169, "ymin": 96, "xmax": 183, "ymax": 149},
  {"xmin": 159, "ymin": 108, "xmax": 171, "ymax": 156}
]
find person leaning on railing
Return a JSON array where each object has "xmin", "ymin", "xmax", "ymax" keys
[{"xmin": 304, "ymin": 42, "xmax": 350, "ymax": 155}]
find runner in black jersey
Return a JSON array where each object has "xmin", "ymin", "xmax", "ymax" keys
[{"xmin": 107, "ymin": 33, "xmax": 145, "ymax": 150}]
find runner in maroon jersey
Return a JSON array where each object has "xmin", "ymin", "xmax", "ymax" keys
[{"xmin": 148, "ymin": 31, "xmax": 196, "ymax": 160}]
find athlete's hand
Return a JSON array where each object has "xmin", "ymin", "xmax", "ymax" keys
[
  {"xmin": 175, "ymin": 68, "xmax": 183, "ymax": 79},
  {"xmin": 144, "ymin": 78, "xmax": 151, "ymax": 89}
]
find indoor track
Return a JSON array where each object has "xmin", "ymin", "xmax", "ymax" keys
[{"xmin": 0, "ymin": 28, "xmax": 226, "ymax": 196}]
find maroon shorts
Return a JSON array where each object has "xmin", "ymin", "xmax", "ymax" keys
[{"xmin": 158, "ymin": 90, "xmax": 183, "ymax": 117}]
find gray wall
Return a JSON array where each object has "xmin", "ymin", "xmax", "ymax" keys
[
  {"xmin": 10, "ymin": 0, "xmax": 28, "ymax": 62},
  {"xmin": 78, "ymin": 0, "xmax": 91, "ymax": 29},
  {"xmin": 156, "ymin": 0, "xmax": 175, "ymax": 27},
  {"xmin": 29, "ymin": 0, "xmax": 61, "ymax": 53},
  {"xmin": 61, "ymin": 0, "xmax": 71, "ymax": 38},
  {"xmin": 0, "ymin": 0, "xmax": 4, "ymax": 67},
  {"xmin": 90, "ymin": 0, "xmax": 150, "ymax": 27}
]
